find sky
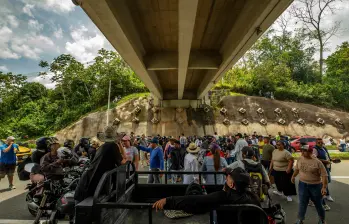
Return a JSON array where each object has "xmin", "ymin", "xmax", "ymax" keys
[{"xmin": 0, "ymin": 0, "xmax": 348, "ymax": 88}]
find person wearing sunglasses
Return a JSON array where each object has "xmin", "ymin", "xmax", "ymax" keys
[
  {"xmin": 292, "ymin": 144, "xmax": 328, "ymax": 224},
  {"xmin": 313, "ymin": 138, "xmax": 334, "ymax": 203},
  {"xmin": 269, "ymin": 140, "xmax": 296, "ymax": 202}
]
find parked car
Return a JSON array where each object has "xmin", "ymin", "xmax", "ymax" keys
[
  {"xmin": 0, "ymin": 139, "xmax": 32, "ymax": 164},
  {"xmin": 290, "ymin": 136, "xmax": 317, "ymax": 152}
]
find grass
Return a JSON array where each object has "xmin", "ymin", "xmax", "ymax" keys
[
  {"xmin": 229, "ymin": 92, "xmax": 246, "ymax": 96},
  {"xmin": 293, "ymin": 151, "xmax": 349, "ymax": 160},
  {"xmin": 94, "ymin": 92, "xmax": 150, "ymax": 112},
  {"xmin": 326, "ymin": 145, "xmax": 337, "ymax": 150}
]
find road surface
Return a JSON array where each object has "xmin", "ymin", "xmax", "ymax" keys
[{"xmin": 1, "ymin": 161, "xmax": 349, "ymax": 223}]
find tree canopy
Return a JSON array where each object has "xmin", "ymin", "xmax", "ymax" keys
[{"xmin": 0, "ymin": 49, "xmax": 146, "ymax": 138}]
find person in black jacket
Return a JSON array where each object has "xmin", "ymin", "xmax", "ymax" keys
[
  {"xmin": 153, "ymin": 167, "xmax": 261, "ymax": 223},
  {"xmin": 170, "ymin": 140, "xmax": 186, "ymax": 183}
]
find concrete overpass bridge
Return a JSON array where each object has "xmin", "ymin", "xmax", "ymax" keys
[{"xmin": 73, "ymin": 0, "xmax": 293, "ymax": 105}]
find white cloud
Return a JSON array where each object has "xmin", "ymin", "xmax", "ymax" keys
[
  {"xmin": 0, "ymin": 65, "xmax": 9, "ymax": 72},
  {"xmin": 65, "ymin": 26, "xmax": 106, "ymax": 63},
  {"xmin": 28, "ymin": 72, "xmax": 57, "ymax": 89},
  {"xmin": 21, "ymin": 0, "xmax": 75, "ymax": 14},
  {"xmin": 28, "ymin": 19, "xmax": 44, "ymax": 32},
  {"xmin": 0, "ymin": 26, "xmax": 20, "ymax": 59},
  {"xmin": 0, "ymin": 24, "xmax": 56, "ymax": 60},
  {"xmin": 11, "ymin": 35, "xmax": 55, "ymax": 60},
  {"xmin": 53, "ymin": 27, "xmax": 63, "ymax": 39},
  {"xmin": 7, "ymin": 15, "xmax": 19, "ymax": 28},
  {"xmin": 22, "ymin": 4, "xmax": 34, "ymax": 17}
]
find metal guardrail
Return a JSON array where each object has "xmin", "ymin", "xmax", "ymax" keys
[
  {"xmin": 86, "ymin": 164, "xmax": 269, "ymax": 224},
  {"xmin": 136, "ymin": 170, "xmax": 226, "ymax": 185}
]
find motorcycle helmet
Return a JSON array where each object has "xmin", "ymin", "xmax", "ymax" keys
[
  {"xmin": 36, "ymin": 137, "xmax": 52, "ymax": 150},
  {"xmin": 57, "ymin": 147, "xmax": 73, "ymax": 160},
  {"xmin": 79, "ymin": 137, "xmax": 90, "ymax": 149},
  {"xmin": 64, "ymin": 139, "xmax": 75, "ymax": 149}
]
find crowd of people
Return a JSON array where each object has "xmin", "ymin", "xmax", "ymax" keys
[{"xmin": 0, "ymin": 127, "xmax": 337, "ymax": 224}]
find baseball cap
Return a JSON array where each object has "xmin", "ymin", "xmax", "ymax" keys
[
  {"xmin": 235, "ymin": 133, "xmax": 242, "ymax": 138},
  {"xmin": 150, "ymin": 137, "xmax": 159, "ymax": 144},
  {"xmin": 122, "ymin": 135, "xmax": 131, "ymax": 141}
]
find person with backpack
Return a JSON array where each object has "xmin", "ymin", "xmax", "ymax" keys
[
  {"xmin": 226, "ymin": 146, "xmax": 270, "ymax": 201},
  {"xmin": 170, "ymin": 140, "xmax": 186, "ymax": 183},
  {"xmin": 153, "ymin": 167, "xmax": 262, "ymax": 223}
]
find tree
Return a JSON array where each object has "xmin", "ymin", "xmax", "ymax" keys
[{"xmin": 292, "ymin": 0, "xmax": 342, "ymax": 76}]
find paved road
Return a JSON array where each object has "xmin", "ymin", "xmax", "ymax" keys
[{"xmin": 1, "ymin": 161, "xmax": 349, "ymax": 223}]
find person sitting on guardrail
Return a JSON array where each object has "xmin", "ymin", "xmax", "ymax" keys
[
  {"xmin": 153, "ymin": 167, "xmax": 261, "ymax": 223},
  {"xmin": 137, "ymin": 137, "xmax": 164, "ymax": 183},
  {"xmin": 74, "ymin": 126, "xmax": 126, "ymax": 203}
]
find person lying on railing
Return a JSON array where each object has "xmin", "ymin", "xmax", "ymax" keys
[
  {"xmin": 153, "ymin": 167, "xmax": 261, "ymax": 223},
  {"xmin": 135, "ymin": 137, "xmax": 164, "ymax": 183}
]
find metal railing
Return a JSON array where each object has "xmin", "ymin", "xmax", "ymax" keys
[{"xmin": 136, "ymin": 170, "xmax": 226, "ymax": 185}]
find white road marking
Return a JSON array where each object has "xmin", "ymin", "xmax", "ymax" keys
[
  {"xmin": 331, "ymin": 176, "xmax": 349, "ymax": 179},
  {"xmin": 0, "ymin": 220, "xmax": 68, "ymax": 224}
]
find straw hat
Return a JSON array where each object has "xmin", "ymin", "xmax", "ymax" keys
[
  {"xmin": 103, "ymin": 125, "xmax": 117, "ymax": 142},
  {"xmin": 186, "ymin": 143, "xmax": 200, "ymax": 154}
]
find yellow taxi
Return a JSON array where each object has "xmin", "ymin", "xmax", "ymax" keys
[{"xmin": 0, "ymin": 139, "xmax": 32, "ymax": 164}]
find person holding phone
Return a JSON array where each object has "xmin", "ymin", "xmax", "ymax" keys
[
  {"xmin": 292, "ymin": 144, "xmax": 328, "ymax": 224},
  {"xmin": 0, "ymin": 136, "xmax": 19, "ymax": 190}
]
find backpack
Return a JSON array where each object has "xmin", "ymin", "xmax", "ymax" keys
[
  {"xmin": 197, "ymin": 149, "xmax": 206, "ymax": 165},
  {"xmin": 185, "ymin": 182, "xmax": 206, "ymax": 196},
  {"xmin": 242, "ymin": 160, "xmax": 264, "ymax": 201}
]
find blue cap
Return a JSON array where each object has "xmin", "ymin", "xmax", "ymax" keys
[{"xmin": 150, "ymin": 137, "xmax": 159, "ymax": 144}]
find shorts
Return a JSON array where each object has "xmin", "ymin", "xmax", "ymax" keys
[{"xmin": 0, "ymin": 163, "xmax": 16, "ymax": 178}]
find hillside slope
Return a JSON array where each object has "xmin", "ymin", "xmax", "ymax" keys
[{"xmin": 55, "ymin": 96, "xmax": 349, "ymax": 142}]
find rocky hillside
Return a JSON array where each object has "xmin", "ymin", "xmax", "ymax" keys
[{"xmin": 55, "ymin": 96, "xmax": 349, "ymax": 143}]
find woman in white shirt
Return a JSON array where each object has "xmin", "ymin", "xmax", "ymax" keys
[{"xmin": 183, "ymin": 143, "xmax": 200, "ymax": 184}]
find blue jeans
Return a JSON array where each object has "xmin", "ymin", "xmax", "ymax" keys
[
  {"xmin": 298, "ymin": 181, "xmax": 325, "ymax": 221},
  {"xmin": 226, "ymin": 157, "xmax": 234, "ymax": 165},
  {"xmin": 340, "ymin": 144, "xmax": 346, "ymax": 152}
]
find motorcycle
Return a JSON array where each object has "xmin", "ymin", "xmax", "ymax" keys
[{"xmin": 24, "ymin": 158, "xmax": 89, "ymax": 224}]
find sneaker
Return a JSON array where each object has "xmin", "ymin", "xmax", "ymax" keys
[
  {"xmin": 323, "ymin": 204, "xmax": 331, "ymax": 211},
  {"xmin": 295, "ymin": 220, "xmax": 304, "ymax": 224},
  {"xmin": 9, "ymin": 185, "xmax": 16, "ymax": 190},
  {"xmin": 308, "ymin": 201, "xmax": 315, "ymax": 206},
  {"xmin": 326, "ymin": 195, "xmax": 334, "ymax": 202},
  {"xmin": 318, "ymin": 220, "xmax": 327, "ymax": 224},
  {"xmin": 273, "ymin": 190, "xmax": 283, "ymax": 196},
  {"xmin": 286, "ymin": 196, "xmax": 293, "ymax": 202}
]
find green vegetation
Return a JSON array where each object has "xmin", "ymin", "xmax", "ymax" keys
[
  {"xmin": 293, "ymin": 152, "xmax": 349, "ymax": 160},
  {"xmin": 0, "ymin": 49, "xmax": 147, "ymax": 139},
  {"xmin": 216, "ymin": 27, "xmax": 349, "ymax": 111}
]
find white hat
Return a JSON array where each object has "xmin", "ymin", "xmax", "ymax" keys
[{"xmin": 6, "ymin": 136, "xmax": 15, "ymax": 141}]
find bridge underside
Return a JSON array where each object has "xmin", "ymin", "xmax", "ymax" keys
[{"xmin": 75, "ymin": 0, "xmax": 293, "ymax": 100}]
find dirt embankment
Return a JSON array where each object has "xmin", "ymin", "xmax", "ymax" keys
[{"xmin": 55, "ymin": 96, "xmax": 349, "ymax": 142}]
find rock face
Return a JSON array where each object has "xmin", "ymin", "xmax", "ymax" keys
[{"xmin": 55, "ymin": 96, "xmax": 349, "ymax": 142}]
